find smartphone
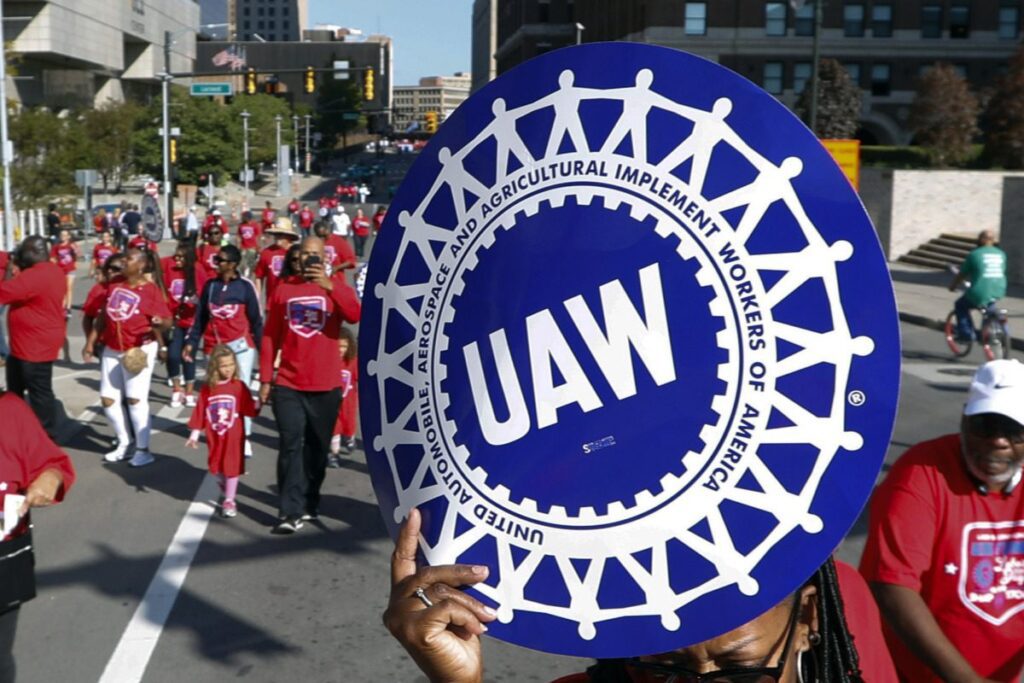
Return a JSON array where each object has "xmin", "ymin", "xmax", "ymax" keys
[{"xmin": 303, "ymin": 254, "xmax": 322, "ymax": 269}]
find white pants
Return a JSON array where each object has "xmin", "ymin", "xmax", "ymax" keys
[{"xmin": 100, "ymin": 341, "xmax": 158, "ymax": 401}]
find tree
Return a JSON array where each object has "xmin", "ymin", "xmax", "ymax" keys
[
  {"xmin": 80, "ymin": 101, "xmax": 146, "ymax": 191},
  {"xmin": 984, "ymin": 46, "xmax": 1024, "ymax": 169},
  {"xmin": 314, "ymin": 78, "xmax": 364, "ymax": 152},
  {"xmin": 8, "ymin": 108, "xmax": 81, "ymax": 207},
  {"xmin": 909, "ymin": 64, "xmax": 979, "ymax": 167},
  {"xmin": 795, "ymin": 58, "xmax": 862, "ymax": 139},
  {"xmin": 226, "ymin": 93, "xmax": 293, "ymax": 172}
]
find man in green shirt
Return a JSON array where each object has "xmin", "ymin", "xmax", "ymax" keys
[{"xmin": 949, "ymin": 230, "xmax": 1007, "ymax": 341}]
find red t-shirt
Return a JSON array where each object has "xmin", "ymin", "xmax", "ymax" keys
[
  {"xmin": 261, "ymin": 208, "xmax": 276, "ymax": 229},
  {"xmin": 163, "ymin": 262, "xmax": 208, "ymax": 330},
  {"xmin": 372, "ymin": 211, "xmax": 386, "ymax": 232},
  {"xmin": 92, "ymin": 243, "xmax": 118, "ymax": 268},
  {"xmin": 237, "ymin": 221, "xmax": 262, "ymax": 250},
  {"xmin": 0, "ymin": 262, "xmax": 66, "ymax": 362},
  {"xmin": 860, "ymin": 434, "xmax": 1024, "ymax": 682},
  {"xmin": 0, "ymin": 393, "xmax": 75, "ymax": 543},
  {"xmin": 333, "ymin": 355, "xmax": 359, "ymax": 437},
  {"xmin": 196, "ymin": 243, "xmax": 221, "ymax": 279},
  {"xmin": 187, "ymin": 379, "xmax": 257, "ymax": 478},
  {"xmin": 254, "ymin": 244, "xmax": 289, "ymax": 303},
  {"xmin": 352, "ymin": 216, "xmax": 371, "ymax": 237},
  {"xmin": 324, "ymin": 235, "xmax": 356, "ymax": 273},
  {"xmin": 260, "ymin": 276, "xmax": 361, "ymax": 391},
  {"xmin": 50, "ymin": 243, "xmax": 78, "ymax": 274},
  {"xmin": 127, "ymin": 235, "xmax": 159, "ymax": 252},
  {"xmin": 298, "ymin": 209, "xmax": 315, "ymax": 229},
  {"xmin": 99, "ymin": 281, "xmax": 171, "ymax": 351},
  {"xmin": 83, "ymin": 281, "xmax": 111, "ymax": 318},
  {"xmin": 287, "ymin": 201, "xmax": 299, "ymax": 215}
]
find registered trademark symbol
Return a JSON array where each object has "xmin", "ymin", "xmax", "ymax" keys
[{"xmin": 847, "ymin": 390, "xmax": 866, "ymax": 406}]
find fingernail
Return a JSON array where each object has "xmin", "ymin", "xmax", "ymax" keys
[
  {"xmin": 483, "ymin": 606, "xmax": 498, "ymax": 617},
  {"xmin": 480, "ymin": 624, "xmax": 489, "ymax": 632},
  {"xmin": 472, "ymin": 565, "xmax": 488, "ymax": 576}
]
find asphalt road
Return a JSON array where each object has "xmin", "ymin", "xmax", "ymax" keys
[{"xmin": 7, "ymin": 260, "xmax": 992, "ymax": 681}]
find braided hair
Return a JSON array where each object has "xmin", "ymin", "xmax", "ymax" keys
[{"xmin": 586, "ymin": 557, "xmax": 863, "ymax": 683}]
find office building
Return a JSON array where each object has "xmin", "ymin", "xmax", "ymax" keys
[
  {"xmin": 392, "ymin": 73, "xmax": 472, "ymax": 132},
  {"xmin": 5, "ymin": 0, "xmax": 200, "ymax": 108},
  {"xmin": 472, "ymin": 0, "xmax": 498, "ymax": 92},
  {"xmin": 494, "ymin": 0, "xmax": 1024, "ymax": 144},
  {"xmin": 235, "ymin": 0, "xmax": 308, "ymax": 42}
]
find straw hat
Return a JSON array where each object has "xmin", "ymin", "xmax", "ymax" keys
[{"xmin": 266, "ymin": 216, "xmax": 299, "ymax": 239}]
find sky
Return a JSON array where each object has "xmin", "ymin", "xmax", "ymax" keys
[{"xmin": 308, "ymin": 0, "xmax": 474, "ymax": 86}]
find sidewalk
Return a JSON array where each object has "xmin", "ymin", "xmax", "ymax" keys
[{"xmin": 890, "ymin": 261, "xmax": 1024, "ymax": 349}]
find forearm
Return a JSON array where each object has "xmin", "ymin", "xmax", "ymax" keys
[{"xmin": 872, "ymin": 582, "xmax": 982, "ymax": 683}]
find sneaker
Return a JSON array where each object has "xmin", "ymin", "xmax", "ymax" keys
[
  {"xmin": 244, "ymin": 439, "xmax": 253, "ymax": 458},
  {"xmin": 185, "ymin": 393, "xmax": 197, "ymax": 408},
  {"xmin": 272, "ymin": 517, "xmax": 304, "ymax": 534},
  {"xmin": 129, "ymin": 449, "xmax": 155, "ymax": 467},
  {"xmin": 166, "ymin": 377, "xmax": 174, "ymax": 387},
  {"xmin": 221, "ymin": 500, "xmax": 238, "ymax": 518},
  {"xmin": 103, "ymin": 442, "xmax": 131, "ymax": 463},
  {"xmin": 170, "ymin": 391, "xmax": 184, "ymax": 408},
  {"xmin": 327, "ymin": 454, "xmax": 343, "ymax": 469},
  {"xmin": 300, "ymin": 508, "xmax": 319, "ymax": 521},
  {"xmin": 343, "ymin": 436, "xmax": 357, "ymax": 452}
]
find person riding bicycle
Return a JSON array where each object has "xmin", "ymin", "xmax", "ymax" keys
[{"xmin": 949, "ymin": 230, "xmax": 1007, "ymax": 342}]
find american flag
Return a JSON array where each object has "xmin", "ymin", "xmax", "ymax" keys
[{"xmin": 211, "ymin": 45, "xmax": 247, "ymax": 71}]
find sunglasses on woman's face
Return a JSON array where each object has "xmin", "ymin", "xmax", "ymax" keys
[{"xmin": 625, "ymin": 599, "xmax": 801, "ymax": 683}]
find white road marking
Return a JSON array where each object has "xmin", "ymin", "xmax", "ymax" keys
[{"xmin": 98, "ymin": 403, "xmax": 217, "ymax": 683}]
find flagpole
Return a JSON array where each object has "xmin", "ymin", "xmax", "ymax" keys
[{"xmin": 809, "ymin": 0, "xmax": 823, "ymax": 135}]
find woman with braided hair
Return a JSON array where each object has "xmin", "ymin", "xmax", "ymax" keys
[{"xmin": 384, "ymin": 508, "xmax": 896, "ymax": 683}]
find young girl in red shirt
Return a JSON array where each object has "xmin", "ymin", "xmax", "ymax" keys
[
  {"xmin": 328, "ymin": 326, "xmax": 359, "ymax": 468},
  {"xmin": 49, "ymin": 229, "xmax": 79, "ymax": 317},
  {"xmin": 186, "ymin": 345, "xmax": 259, "ymax": 518}
]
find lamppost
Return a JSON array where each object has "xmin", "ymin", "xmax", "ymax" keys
[
  {"xmin": 274, "ymin": 114, "xmax": 283, "ymax": 197},
  {"xmin": 575, "ymin": 22, "xmax": 585, "ymax": 45},
  {"xmin": 292, "ymin": 114, "xmax": 300, "ymax": 173},
  {"xmin": 241, "ymin": 110, "xmax": 251, "ymax": 203},
  {"xmin": 161, "ymin": 22, "xmax": 228, "ymax": 235},
  {"xmin": 0, "ymin": 4, "xmax": 17, "ymax": 250},
  {"xmin": 809, "ymin": 0, "xmax": 824, "ymax": 135},
  {"xmin": 304, "ymin": 114, "xmax": 312, "ymax": 175}
]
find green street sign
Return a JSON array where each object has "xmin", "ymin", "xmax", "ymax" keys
[
  {"xmin": 190, "ymin": 82, "xmax": 233, "ymax": 97},
  {"xmin": 343, "ymin": 112, "xmax": 361, "ymax": 121}
]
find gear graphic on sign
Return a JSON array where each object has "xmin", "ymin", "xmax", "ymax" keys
[
  {"xmin": 366, "ymin": 66, "xmax": 876, "ymax": 642},
  {"xmin": 432, "ymin": 190, "xmax": 734, "ymax": 525}
]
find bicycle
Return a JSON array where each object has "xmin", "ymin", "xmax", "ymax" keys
[{"xmin": 945, "ymin": 303, "xmax": 1012, "ymax": 360}]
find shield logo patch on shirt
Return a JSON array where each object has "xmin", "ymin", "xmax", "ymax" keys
[
  {"xmin": 271, "ymin": 255, "xmax": 285, "ymax": 276},
  {"xmin": 107, "ymin": 287, "xmax": 141, "ymax": 322},
  {"xmin": 959, "ymin": 520, "xmax": 1024, "ymax": 626},
  {"xmin": 287, "ymin": 296, "xmax": 327, "ymax": 339},
  {"xmin": 206, "ymin": 395, "xmax": 238, "ymax": 436}
]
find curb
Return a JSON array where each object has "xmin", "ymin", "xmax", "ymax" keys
[{"xmin": 898, "ymin": 311, "xmax": 1024, "ymax": 352}]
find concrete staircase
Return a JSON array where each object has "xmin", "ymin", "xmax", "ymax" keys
[{"xmin": 897, "ymin": 233, "xmax": 976, "ymax": 270}]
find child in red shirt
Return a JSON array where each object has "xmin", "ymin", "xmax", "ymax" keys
[
  {"xmin": 90, "ymin": 231, "xmax": 119, "ymax": 279},
  {"xmin": 186, "ymin": 345, "xmax": 259, "ymax": 518},
  {"xmin": 328, "ymin": 326, "xmax": 359, "ymax": 467},
  {"xmin": 49, "ymin": 229, "xmax": 79, "ymax": 316}
]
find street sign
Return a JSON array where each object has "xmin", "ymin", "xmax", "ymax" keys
[
  {"xmin": 342, "ymin": 112, "xmax": 360, "ymax": 121},
  {"xmin": 821, "ymin": 138, "xmax": 861, "ymax": 190},
  {"xmin": 74, "ymin": 169, "xmax": 98, "ymax": 188},
  {"xmin": 333, "ymin": 60, "xmax": 350, "ymax": 80},
  {"xmin": 190, "ymin": 82, "xmax": 233, "ymax": 97}
]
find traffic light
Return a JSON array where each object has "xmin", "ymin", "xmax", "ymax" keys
[
  {"xmin": 425, "ymin": 111, "xmax": 438, "ymax": 134},
  {"xmin": 364, "ymin": 67, "xmax": 375, "ymax": 101},
  {"xmin": 304, "ymin": 66, "xmax": 316, "ymax": 94},
  {"xmin": 169, "ymin": 138, "xmax": 178, "ymax": 164},
  {"xmin": 245, "ymin": 68, "xmax": 256, "ymax": 95}
]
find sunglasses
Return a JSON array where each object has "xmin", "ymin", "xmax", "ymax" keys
[
  {"xmin": 107, "ymin": 265, "xmax": 124, "ymax": 273},
  {"xmin": 966, "ymin": 414, "xmax": 1024, "ymax": 443},
  {"xmin": 625, "ymin": 599, "xmax": 800, "ymax": 682},
  {"xmin": 213, "ymin": 256, "xmax": 237, "ymax": 265}
]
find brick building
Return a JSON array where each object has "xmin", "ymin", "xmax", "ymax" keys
[{"xmin": 483, "ymin": 0, "xmax": 1024, "ymax": 143}]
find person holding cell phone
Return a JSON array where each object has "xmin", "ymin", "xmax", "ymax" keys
[{"xmin": 259, "ymin": 236, "xmax": 360, "ymax": 534}]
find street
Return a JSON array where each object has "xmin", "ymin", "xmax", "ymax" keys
[{"xmin": 5, "ymin": 263, "xmax": 983, "ymax": 683}]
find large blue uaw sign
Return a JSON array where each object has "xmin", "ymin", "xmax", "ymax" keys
[{"xmin": 361, "ymin": 43, "xmax": 900, "ymax": 657}]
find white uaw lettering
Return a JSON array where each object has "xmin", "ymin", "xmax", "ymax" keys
[
  {"xmin": 463, "ymin": 331, "xmax": 531, "ymax": 446},
  {"xmin": 462, "ymin": 263, "xmax": 676, "ymax": 445}
]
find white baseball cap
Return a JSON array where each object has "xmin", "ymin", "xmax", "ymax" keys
[{"xmin": 965, "ymin": 359, "xmax": 1024, "ymax": 426}]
